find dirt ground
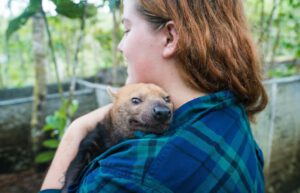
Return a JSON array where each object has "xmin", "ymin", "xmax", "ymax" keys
[{"xmin": 0, "ymin": 169, "xmax": 46, "ymax": 193}]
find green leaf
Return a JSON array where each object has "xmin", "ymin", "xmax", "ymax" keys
[
  {"xmin": 44, "ymin": 114, "xmax": 66, "ymax": 130},
  {"xmin": 51, "ymin": 0, "xmax": 97, "ymax": 19},
  {"xmin": 35, "ymin": 151, "xmax": 55, "ymax": 163},
  {"xmin": 43, "ymin": 139, "xmax": 59, "ymax": 148},
  {"xmin": 55, "ymin": 110, "xmax": 66, "ymax": 119},
  {"xmin": 6, "ymin": 0, "xmax": 42, "ymax": 40},
  {"xmin": 43, "ymin": 124, "xmax": 54, "ymax": 131},
  {"xmin": 296, "ymin": 48, "xmax": 300, "ymax": 57},
  {"xmin": 70, "ymin": 100, "xmax": 79, "ymax": 116}
]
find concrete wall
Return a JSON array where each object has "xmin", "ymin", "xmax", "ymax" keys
[
  {"xmin": 0, "ymin": 83, "xmax": 98, "ymax": 173},
  {"xmin": 252, "ymin": 75, "xmax": 300, "ymax": 192}
]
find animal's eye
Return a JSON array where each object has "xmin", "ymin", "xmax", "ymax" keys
[
  {"xmin": 131, "ymin": 97, "xmax": 142, "ymax": 105},
  {"xmin": 163, "ymin": 96, "xmax": 171, "ymax": 103}
]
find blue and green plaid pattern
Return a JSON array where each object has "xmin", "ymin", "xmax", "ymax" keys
[{"xmin": 40, "ymin": 90, "xmax": 264, "ymax": 193}]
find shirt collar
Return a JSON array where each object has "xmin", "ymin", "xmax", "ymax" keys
[{"xmin": 168, "ymin": 90, "xmax": 237, "ymax": 132}]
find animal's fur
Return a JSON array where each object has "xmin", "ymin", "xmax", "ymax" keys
[{"xmin": 62, "ymin": 83, "xmax": 173, "ymax": 192}]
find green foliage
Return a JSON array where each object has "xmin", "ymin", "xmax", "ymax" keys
[
  {"xmin": 35, "ymin": 99, "xmax": 78, "ymax": 163},
  {"xmin": 94, "ymin": 26, "xmax": 123, "ymax": 67},
  {"xmin": 52, "ymin": 0, "xmax": 97, "ymax": 19},
  {"xmin": 245, "ymin": 0, "xmax": 300, "ymax": 73},
  {"xmin": 2, "ymin": 19, "xmax": 34, "ymax": 88},
  {"xmin": 3, "ymin": 0, "xmax": 298, "ymax": 90},
  {"xmin": 35, "ymin": 151, "xmax": 55, "ymax": 164},
  {"xmin": 268, "ymin": 65, "xmax": 297, "ymax": 78},
  {"xmin": 2, "ymin": 0, "xmax": 123, "ymax": 88},
  {"xmin": 272, "ymin": 0, "xmax": 300, "ymax": 58},
  {"xmin": 43, "ymin": 139, "xmax": 60, "ymax": 148},
  {"xmin": 6, "ymin": 0, "xmax": 41, "ymax": 40},
  {"xmin": 6, "ymin": 0, "xmax": 98, "ymax": 41}
]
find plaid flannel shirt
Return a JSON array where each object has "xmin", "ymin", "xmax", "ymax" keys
[{"xmin": 40, "ymin": 90, "xmax": 265, "ymax": 193}]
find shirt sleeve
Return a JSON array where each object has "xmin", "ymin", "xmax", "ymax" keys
[
  {"xmin": 77, "ymin": 169, "xmax": 172, "ymax": 193},
  {"xmin": 39, "ymin": 189, "xmax": 61, "ymax": 193}
]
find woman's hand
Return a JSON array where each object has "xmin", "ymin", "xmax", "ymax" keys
[{"xmin": 40, "ymin": 104, "xmax": 112, "ymax": 190}]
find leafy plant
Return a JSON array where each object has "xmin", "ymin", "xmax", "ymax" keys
[
  {"xmin": 5, "ymin": 0, "xmax": 96, "ymax": 165},
  {"xmin": 6, "ymin": 0, "xmax": 41, "ymax": 40},
  {"xmin": 54, "ymin": 0, "xmax": 97, "ymax": 19},
  {"xmin": 6, "ymin": 0, "xmax": 97, "ymax": 41},
  {"xmin": 267, "ymin": 65, "xmax": 297, "ymax": 78},
  {"xmin": 35, "ymin": 99, "xmax": 78, "ymax": 163},
  {"xmin": 245, "ymin": 0, "xmax": 300, "ymax": 75}
]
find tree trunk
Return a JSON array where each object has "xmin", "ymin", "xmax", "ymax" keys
[
  {"xmin": 111, "ymin": 8, "xmax": 118, "ymax": 85},
  {"xmin": 0, "ymin": 58, "xmax": 4, "ymax": 88},
  {"xmin": 31, "ymin": 11, "xmax": 47, "ymax": 160}
]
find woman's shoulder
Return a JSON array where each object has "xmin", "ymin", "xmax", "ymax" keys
[
  {"xmin": 142, "ymin": 120, "xmax": 264, "ymax": 193},
  {"xmin": 141, "ymin": 91, "xmax": 264, "ymax": 192},
  {"xmin": 83, "ymin": 132, "xmax": 171, "ymax": 178},
  {"xmin": 80, "ymin": 122, "xmax": 263, "ymax": 193},
  {"xmin": 92, "ymin": 90, "xmax": 251, "ymax": 178},
  {"xmin": 81, "ymin": 90, "xmax": 264, "ymax": 192}
]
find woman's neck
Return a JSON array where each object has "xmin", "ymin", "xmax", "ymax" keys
[
  {"xmin": 167, "ymin": 83, "xmax": 205, "ymax": 110},
  {"xmin": 157, "ymin": 73, "xmax": 206, "ymax": 109}
]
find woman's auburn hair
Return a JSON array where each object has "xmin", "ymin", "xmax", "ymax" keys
[{"xmin": 137, "ymin": 0, "xmax": 268, "ymax": 120}]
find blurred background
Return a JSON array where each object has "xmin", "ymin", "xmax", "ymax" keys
[{"xmin": 0, "ymin": 0, "xmax": 299, "ymax": 192}]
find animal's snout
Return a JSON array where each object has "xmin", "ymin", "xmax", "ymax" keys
[{"xmin": 153, "ymin": 106, "xmax": 171, "ymax": 123}]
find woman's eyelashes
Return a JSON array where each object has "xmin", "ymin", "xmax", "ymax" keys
[{"xmin": 124, "ymin": 29, "xmax": 130, "ymax": 35}]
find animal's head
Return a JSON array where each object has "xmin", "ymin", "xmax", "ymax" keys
[{"xmin": 108, "ymin": 83, "xmax": 173, "ymax": 134}]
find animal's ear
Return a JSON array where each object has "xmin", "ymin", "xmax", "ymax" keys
[{"xmin": 106, "ymin": 86, "xmax": 118, "ymax": 100}]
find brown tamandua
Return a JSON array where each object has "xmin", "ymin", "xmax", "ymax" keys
[{"xmin": 63, "ymin": 83, "xmax": 173, "ymax": 192}]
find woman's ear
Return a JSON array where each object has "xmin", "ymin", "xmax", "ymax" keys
[{"xmin": 162, "ymin": 21, "xmax": 179, "ymax": 58}]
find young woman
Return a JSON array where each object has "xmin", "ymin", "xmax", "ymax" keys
[{"xmin": 40, "ymin": 0, "xmax": 268, "ymax": 192}]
